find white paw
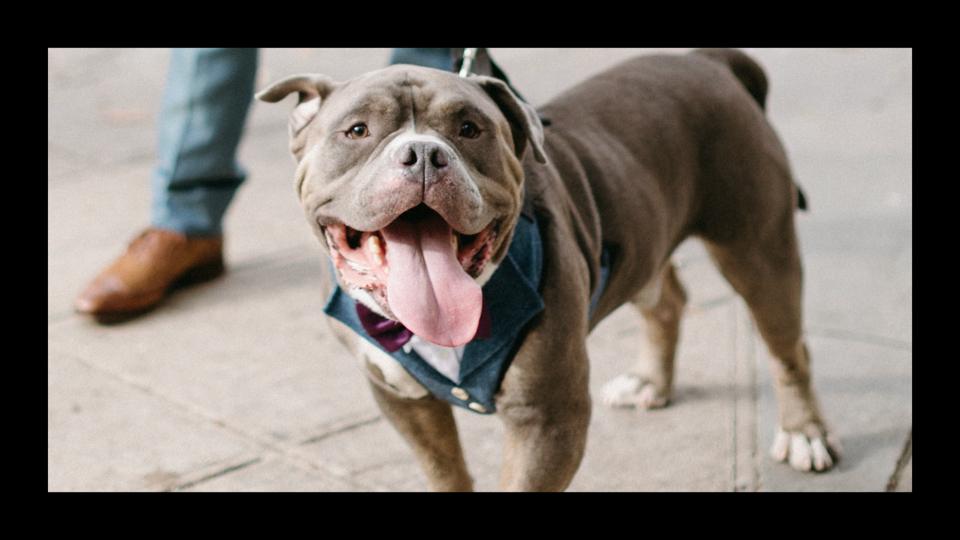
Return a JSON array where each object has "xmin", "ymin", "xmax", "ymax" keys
[
  {"xmin": 601, "ymin": 374, "xmax": 669, "ymax": 409},
  {"xmin": 770, "ymin": 427, "xmax": 842, "ymax": 472}
]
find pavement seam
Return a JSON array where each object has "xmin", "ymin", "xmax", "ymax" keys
[
  {"xmin": 747, "ymin": 310, "xmax": 760, "ymax": 491},
  {"xmin": 350, "ymin": 456, "xmax": 417, "ymax": 478},
  {"xmin": 885, "ymin": 429, "xmax": 912, "ymax": 492},
  {"xmin": 806, "ymin": 326, "xmax": 911, "ymax": 352},
  {"xmin": 48, "ymin": 311, "xmax": 75, "ymax": 325},
  {"xmin": 732, "ymin": 300, "xmax": 760, "ymax": 492},
  {"xmin": 47, "ymin": 140, "xmax": 105, "ymax": 178},
  {"xmin": 47, "ymin": 156, "xmax": 152, "ymax": 189},
  {"xmin": 53, "ymin": 348, "xmax": 387, "ymax": 492},
  {"xmin": 299, "ymin": 415, "xmax": 383, "ymax": 445},
  {"xmin": 170, "ymin": 457, "xmax": 264, "ymax": 492},
  {"xmin": 688, "ymin": 294, "xmax": 737, "ymax": 314},
  {"xmin": 730, "ymin": 301, "xmax": 739, "ymax": 491}
]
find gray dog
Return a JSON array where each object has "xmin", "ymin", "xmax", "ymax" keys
[{"xmin": 257, "ymin": 48, "xmax": 840, "ymax": 491}]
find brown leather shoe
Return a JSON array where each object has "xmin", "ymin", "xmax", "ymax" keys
[{"xmin": 74, "ymin": 228, "xmax": 225, "ymax": 323}]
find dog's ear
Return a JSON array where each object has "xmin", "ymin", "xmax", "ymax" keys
[
  {"xmin": 256, "ymin": 74, "xmax": 336, "ymax": 134},
  {"xmin": 472, "ymin": 76, "xmax": 546, "ymax": 164}
]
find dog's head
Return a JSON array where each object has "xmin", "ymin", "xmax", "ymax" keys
[{"xmin": 257, "ymin": 64, "xmax": 545, "ymax": 347}]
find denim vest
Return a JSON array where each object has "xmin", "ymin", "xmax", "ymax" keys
[{"xmin": 322, "ymin": 209, "xmax": 610, "ymax": 414}]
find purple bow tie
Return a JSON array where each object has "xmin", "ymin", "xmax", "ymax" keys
[{"xmin": 355, "ymin": 298, "xmax": 491, "ymax": 352}]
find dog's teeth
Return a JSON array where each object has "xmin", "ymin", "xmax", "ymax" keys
[
  {"xmin": 345, "ymin": 259, "xmax": 368, "ymax": 272},
  {"xmin": 367, "ymin": 234, "xmax": 383, "ymax": 255},
  {"xmin": 366, "ymin": 234, "xmax": 385, "ymax": 267}
]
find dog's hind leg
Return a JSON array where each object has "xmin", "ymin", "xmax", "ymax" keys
[
  {"xmin": 701, "ymin": 215, "xmax": 840, "ymax": 472},
  {"xmin": 601, "ymin": 261, "xmax": 687, "ymax": 410},
  {"xmin": 367, "ymin": 381, "xmax": 474, "ymax": 491}
]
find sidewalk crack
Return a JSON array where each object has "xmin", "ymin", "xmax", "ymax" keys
[
  {"xmin": 53, "ymin": 349, "xmax": 385, "ymax": 491},
  {"xmin": 732, "ymin": 301, "xmax": 759, "ymax": 492},
  {"xmin": 171, "ymin": 457, "xmax": 263, "ymax": 492},
  {"xmin": 806, "ymin": 326, "xmax": 911, "ymax": 351},
  {"xmin": 300, "ymin": 415, "xmax": 382, "ymax": 445},
  {"xmin": 885, "ymin": 429, "xmax": 912, "ymax": 492}
]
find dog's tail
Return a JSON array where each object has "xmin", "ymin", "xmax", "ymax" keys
[
  {"xmin": 692, "ymin": 48, "xmax": 768, "ymax": 111},
  {"xmin": 692, "ymin": 48, "xmax": 808, "ymax": 211}
]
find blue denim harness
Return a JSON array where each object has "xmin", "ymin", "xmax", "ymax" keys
[{"xmin": 323, "ymin": 207, "xmax": 610, "ymax": 414}]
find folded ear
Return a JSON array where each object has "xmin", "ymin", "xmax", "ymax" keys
[
  {"xmin": 471, "ymin": 75, "xmax": 546, "ymax": 164},
  {"xmin": 256, "ymin": 73, "xmax": 336, "ymax": 134}
]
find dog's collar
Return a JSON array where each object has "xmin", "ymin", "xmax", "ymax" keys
[{"xmin": 323, "ymin": 210, "xmax": 545, "ymax": 414}]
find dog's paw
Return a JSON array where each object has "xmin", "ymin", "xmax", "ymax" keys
[
  {"xmin": 601, "ymin": 374, "xmax": 670, "ymax": 409},
  {"xmin": 770, "ymin": 426, "xmax": 842, "ymax": 472}
]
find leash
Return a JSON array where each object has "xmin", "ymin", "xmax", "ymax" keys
[{"xmin": 458, "ymin": 48, "xmax": 478, "ymax": 77}]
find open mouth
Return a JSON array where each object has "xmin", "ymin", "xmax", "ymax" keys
[{"xmin": 322, "ymin": 204, "xmax": 498, "ymax": 347}]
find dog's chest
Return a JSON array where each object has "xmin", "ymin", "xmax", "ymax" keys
[
  {"xmin": 357, "ymin": 336, "xmax": 466, "ymax": 397},
  {"xmin": 404, "ymin": 336, "xmax": 464, "ymax": 382},
  {"xmin": 356, "ymin": 337, "xmax": 430, "ymax": 398}
]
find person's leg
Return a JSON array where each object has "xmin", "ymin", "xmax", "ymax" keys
[
  {"xmin": 152, "ymin": 48, "xmax": 259, "ymax": 236},
  {"xmin": 76, "ymin": 48, "xmax": 258, "ymax": 321},
  {"xmin": 389, "ymin": 48, "xmax": 454, "ymax": 70}
]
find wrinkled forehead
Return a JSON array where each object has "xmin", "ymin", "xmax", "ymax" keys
[{"xmin": 324, "ymin": 65, "xmax": 500, "ymax": 122}]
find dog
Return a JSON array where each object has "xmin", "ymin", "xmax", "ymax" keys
[{"xmin": 257, "ymin": 48, "xmax": 839, "ymax": 491}]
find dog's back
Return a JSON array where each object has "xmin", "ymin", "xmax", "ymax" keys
[
  {"xmin": 530, "ymin": 49, "xmax": 798, "ymax": 319},
  {"xmin": 692, "ymin": 48, "xmax": 769, "ymax": 110}
]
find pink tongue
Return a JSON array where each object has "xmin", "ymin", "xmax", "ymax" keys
[{"xmin": 382, "ymin": 211, "xmax": 482, "ymax": 347}]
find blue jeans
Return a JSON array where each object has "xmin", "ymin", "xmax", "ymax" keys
[{"xmin": 152, "ymin": 48, "xmax": 453, "ymax": 236}]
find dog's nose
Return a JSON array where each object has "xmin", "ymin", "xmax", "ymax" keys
[{"xmin": 397, "ymin": 141, "xmax": 450, "ymax": 171}]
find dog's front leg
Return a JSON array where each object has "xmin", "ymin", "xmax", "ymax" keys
[
  {"xmin": 496, "ymin": 347, "xmax": 592, "ymax": 492},
  {"xmin": 367, "ymin": 380, "xmax": 474, "ymax": 491},
  {"xmin": 497, "ymin": 398, "xmax": 591, "ymax": 491}
]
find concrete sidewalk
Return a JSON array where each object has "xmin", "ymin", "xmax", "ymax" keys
[{"xmin": 47, "ymin": 48, "xmax": 912, "ymax": 491}]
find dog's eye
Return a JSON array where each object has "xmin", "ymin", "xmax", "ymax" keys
[
  {"xmin": 459, "ymin": 121, "xmax": 481, "ymax": 139},
  {"xmin": 346, "ymin": 123, "xmax": 369, "ymax": 139}
]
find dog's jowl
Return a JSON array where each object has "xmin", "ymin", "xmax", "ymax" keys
[{"xmin": 258, "ymin": 48, "xmax": 839, "ymax": 491}]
